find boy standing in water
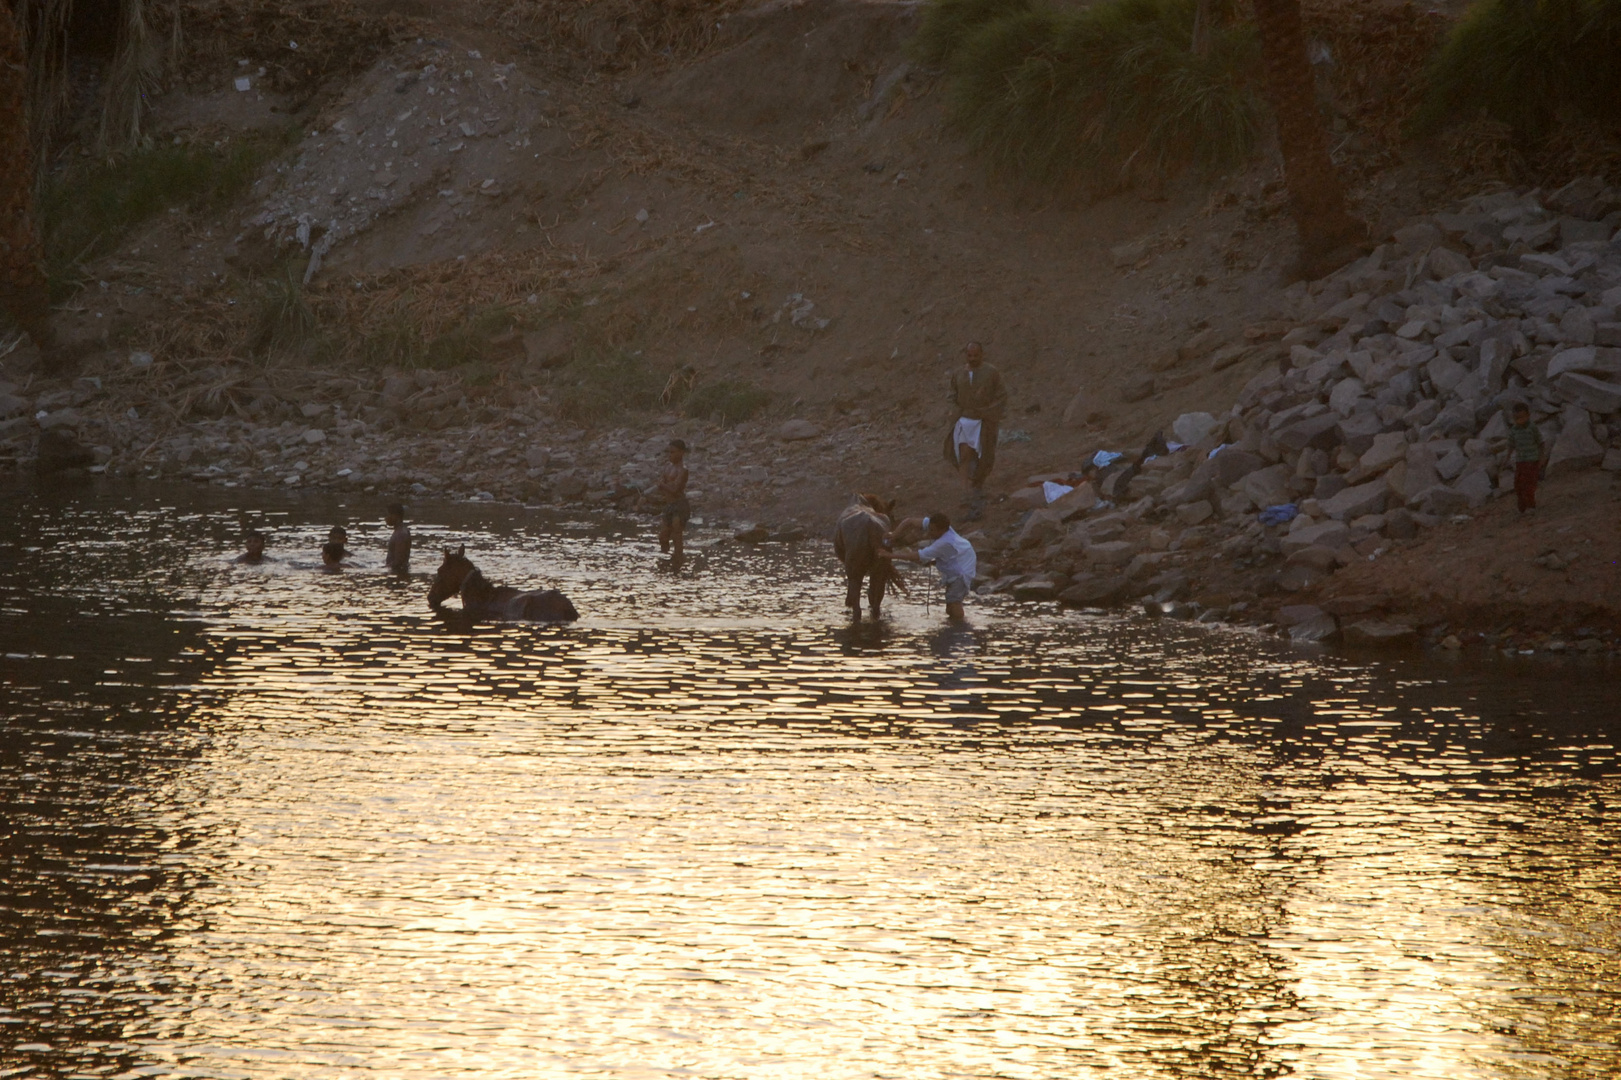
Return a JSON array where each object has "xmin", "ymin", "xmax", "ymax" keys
[
  {"xmin": 235, "ymin": 530, "xmax": 269, "ymax": 564},
  {"xmin": 882, "ymin": 511, "xmax": 977, "ymax": 622},
  {"xmin": 652, "ymin": 439, "xmax": 690, "ymax": 561},
  {"xmin": 321, "ymin": 526, "xmax": 349, "ymax": 570},
  {"xmin": 385, "ymin": 503, "xmax": 412, "ymax": 573}
]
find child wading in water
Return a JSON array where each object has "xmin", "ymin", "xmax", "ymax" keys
[
  {"xmin": 235, "ymin": 530, "xmax": 269, "ymax": 564},
  {"xmin": 881, "ymin": 511, "xmax": 977, "ymax": 622},
  {"xmin": 385, "ymin": 503, "xmax": 412, "ymax": 573},
  {"xmin": 321, "ymin": 526, "xmax": 350, "ymax": 570},
  {"xmin": 652, "ymin": 439, "xmax": 690, "ymax": 562},
  {"xmin": 1507, "ymin": 403, "xmax": 1550, "ymax": 514}
]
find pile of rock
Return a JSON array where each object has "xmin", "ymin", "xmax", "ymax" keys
[{"xmin": 992, "ymin": 177, "xmax": 1621, "ymax": 635}]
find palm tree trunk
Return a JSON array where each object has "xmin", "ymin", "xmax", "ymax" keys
[
  {"xmin": 1251, "ymin": 0, "xmax": 1365, "ymax": 278},
  {"xmin": 1192, "ymin": 0, "xmax": 1214, "ymax": 57},
  {"xmin": 0, "ymin": 0, "xmax": 53, "ymax": 350}
]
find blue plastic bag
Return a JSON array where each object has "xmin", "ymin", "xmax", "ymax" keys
[{"xmin": 1258, "ymin": 503, "xmax": 1299, "ymax": 527}]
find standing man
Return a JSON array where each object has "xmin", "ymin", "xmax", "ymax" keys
[
  {"xmin": 652, "ymin": 438, "xmax": 690, "ymax": 564},
  {"xmin": 943, "ymin": 342, "xmax": 1007, "ymax": 520}
]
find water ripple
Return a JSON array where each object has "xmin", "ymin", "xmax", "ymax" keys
[{"xmin": 0, "ymin": 482, "xmax": 1617, "ymax": 1079}]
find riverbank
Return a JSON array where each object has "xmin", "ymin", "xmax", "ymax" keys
[{"xmin": 4, "ymin": 0, "xmax": 1620, "ymax": 653}]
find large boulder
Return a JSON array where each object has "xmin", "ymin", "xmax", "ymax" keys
[
  {"xmin": 1059, "ymin": 573, "xmax": 1132, "ymax": 607},
  {"xmin": 1276, "ymin": 413, "xmax": 1343, "ymax": 452},
  {"xmin": 1175, "ymin": 500, "xmax": 1214, "ymax": 525},
  {"xmin": 1162, "ymin": 474, "xmax": 1216, "ymax": 507},
  {"xmin": 1315, "ymin": 473, "xmax": 1349, "ymax": 501},
  {"xmin": 1424, "ymin": 401, "xmax": 1480, "ymax": 439},
  {"xmin": 1426, "ymin": 353, "xmax": 1467, "ymax": 396},
  {"xmin": 1395, "ymin": 442, "xmax": 1443, "ymax": 501},
  {"xmin": 1048, "ymin": 481, "xmax": 1099, "ymax": 520},
  {"xmin": 1172, "ymin": 411, "xmax": 1219, "ymax": 446},
  {"xmin": 778, "ymin": 419, "xmax": 823, "ymax": 441},
  {"xmin": 1281, "ymin": 519, "xmax": 1350, "ymax": 555},
  {"xmin": 1209, "ymin": 447, "xmax": 1266, "ymax": 487},
  {"xmin": 1084, "ymin": 540, "xmax": 1137, "ymax": 567},
  {"xmin": 1477, "ymin": 335, "xmax": 1514, "ymax": 393},
  {"xmin": 1549, "ymin": 405, "xmax": 1605, "ymax": 470},
  {"xmin": 1336, "ymin": 411, "xmax": 1385, "ymax": 455},
  {"xmin": 1547, "ymin": 346, "xmax": 1621, "ymax": 380},
  {"xmin": 1235, "ymin": 463, "xmax": 1292, "ymax": 509},
  {"xmin": 1288, "ymin": 610, "xmax": 1340, "ymax": 643},
  {"xmin": 1415, "ymin": 485, "xmax": 1469, "ymax": 516},
  {"xmin": 36, "ymin": 408, "xmax": 82, "ymax": 432},
  {"xmin": 1012, "ymin": 577, "xmax": 1060, "ymax": 601},
  {"xmin": 1009, "ymin": 485, "xmax": 1049, "ymax": 511},
  {"xmin": 1320, "ymin": 479, "xmax": 1388, "ymax": 521},
  {"xmin": 1355, "ymin": 431, "xmax": 1409, "ymax": 477},
  {"xmin": 555, "ymin": 470, "xmax": 589, "ymax": 499},
  {"xmin": 1328, "ymin": 377, "xmax": 1366, "ymax": 415},
  {"xmin": 1015, "ymin": 508, "xmax": 1065, "ymax": 548},
  {"xmin": 1342, "ymin": 620, "xmax": 1419, "ymax": 647},
  {"xmin": 1556, "ymin": 372, "xmax": 1621, "ymax": 414},
  {"xmin": 1384, "ymin": 507, "xmax": 1420, "ymax": 539},
  {"xmin": 1455, "ymin": 468, "xmax": 1495, "ymax": 507}
]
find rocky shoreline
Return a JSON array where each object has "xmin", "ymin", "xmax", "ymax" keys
[
  {"xmin": 7, "ymin": 179, "xmax": 1621, "ymax": 656},
  {"xmin": 969, "ymin": 177, "xmax": 1621, "ymax": 654},
  {"xmin": 0, "ymin": 353, "xmax": 895, "ymax": 521}
]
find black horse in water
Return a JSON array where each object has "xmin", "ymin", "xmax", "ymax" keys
[{"xmin": 428, "ymin": 546, "xmax": 579, "ymax": 621}]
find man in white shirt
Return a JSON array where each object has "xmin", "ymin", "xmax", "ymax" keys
[{"xmin": 881, "ymin": 511, "xmax": 977, "ymax": 622}]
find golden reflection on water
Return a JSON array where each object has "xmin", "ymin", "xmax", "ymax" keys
[{"xmin": 0, "ymin": 486, "xmax": 1618, "ymax": 1079}]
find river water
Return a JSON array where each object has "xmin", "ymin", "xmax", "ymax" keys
[{"xmin": 2, "ymin": 481, "xmax": 1618, "ymax": 1079}]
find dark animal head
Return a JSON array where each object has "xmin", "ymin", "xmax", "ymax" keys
[
  {"xmin": 428, "ymin": 545, "xmax": 473, "ymax": 609},
  {"xmin": 855, "ymin": 492, "xmax": 897, "ymax": 519}
]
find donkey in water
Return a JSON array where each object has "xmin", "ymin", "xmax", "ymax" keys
[
  {"xmin": 428, "ymin": 546, "xmax": 580, "ymax": 622},
  {"xmin": 832, "ymin": 493, "xmax": 915, "ymax": 620}
]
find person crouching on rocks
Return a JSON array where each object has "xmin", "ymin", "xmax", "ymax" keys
[
  {"xmin": 1507, "ymin": 403, "xmax": 1549, "ymax": 515},
  {"xmin": 235, "ymin": 530, "xmax": 269, "ymax": 564},
  {"xmin": 943, "ymin": 341, "xmax": 1007, "ymax": 522},
  {"xmin": 653, "ymin": 438, "xmax": 690, "ymax": 563},
  {"xmin": 881, "ymin": 511, "xmax": 976, "ymax": 623},
  {"xmin": 321, "ymin": 526, "xmax": 350, "ymax": 570}
]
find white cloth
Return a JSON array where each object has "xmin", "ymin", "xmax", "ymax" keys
[
  {"xmin": 952, "ymin": 417, "xmax": 983, "ymax": 463},
  {"xmin": 1042, "ymin": 481, "xmax": 1074, "ymax": 504},
  {"xmin": 918, "ymin": 528, "xmax": 977, "ymax": 584}
]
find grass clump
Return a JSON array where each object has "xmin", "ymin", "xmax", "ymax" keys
[
  {"xmin": 249, "ymin": 262, "xmax": 321, "ymax": 359},
  {"xmin": 42, "ymin": 125, "xmax": 299, "ymax": 298},
  {"xmin": 356, "ymin": 303, "xmax": 520, "ymax": 370},
  {"xmin": 554, "ymin": 347, "xmax": 667, "ymax": 423},
  {"xmin": 916, "ymin": 0, "xmax": 1262, "ymax": 190},
  {"xmin": 911, "ymin": 0, "xmax": 1033, "ymax": 67},
  {"xmin": 1421, "ymin": 0, "xmax": 1621, "ymax": 140},
  {"xmin": 684, "ymin": 380, "xmax": 770, "ymax": 425}
]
